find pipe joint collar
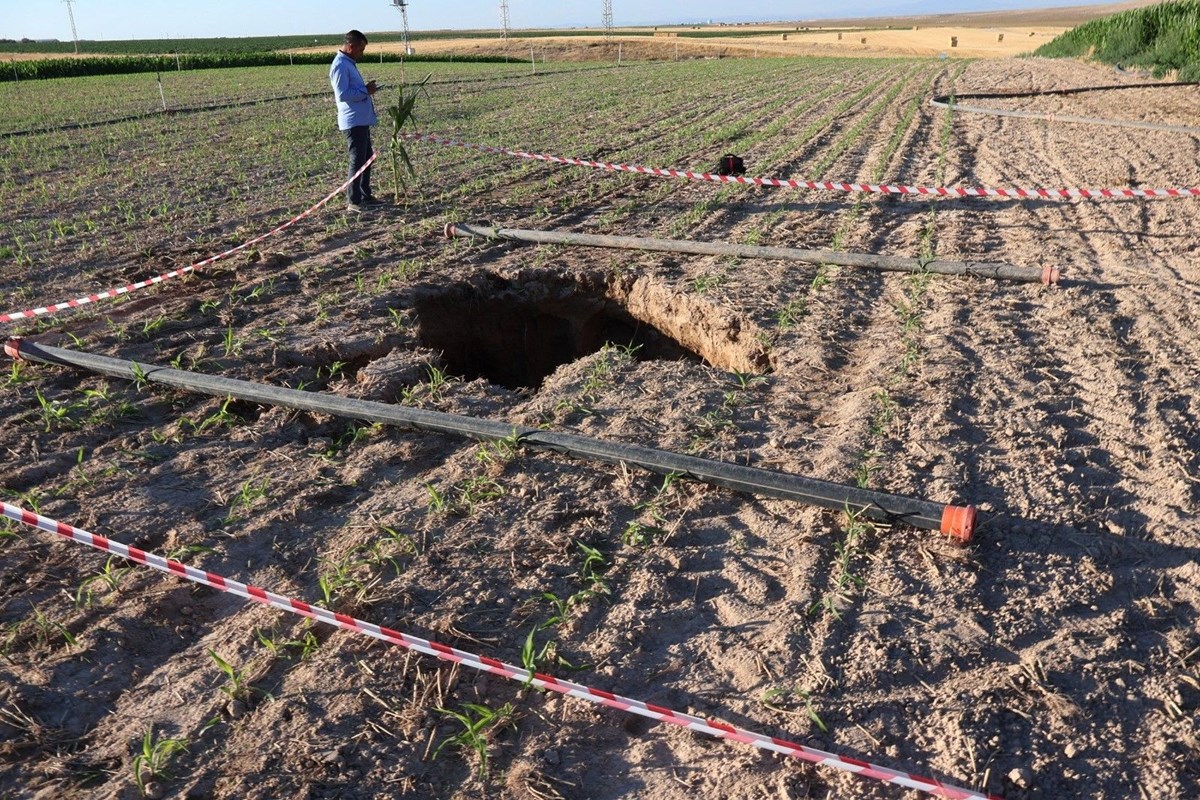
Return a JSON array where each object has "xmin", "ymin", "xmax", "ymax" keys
[{"xmin": 940, "ymin": 505, "xmax": 976, "ymax": 544}]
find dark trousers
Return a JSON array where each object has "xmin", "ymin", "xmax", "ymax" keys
[{"xmin": 344, "ymin": 126, "xmax": 373, "ymax": 204}]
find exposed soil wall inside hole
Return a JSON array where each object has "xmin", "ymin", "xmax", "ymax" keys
[
  {"xmin": 607, "ymin": 273, "xmax": 773, "ymax": 376},
  {"xmin": 409, "ymin": 271, "xmax": 771, "ymax": 390}
]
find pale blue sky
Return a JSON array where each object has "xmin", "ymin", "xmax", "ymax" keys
[{"xmin": 2, "ymin": 0, "xmax": 1116, "ymax": 41}]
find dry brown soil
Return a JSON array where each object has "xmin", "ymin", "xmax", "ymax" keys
[{"xmin": 1, "ymin": 52, "xmax": 1199, "ymax": 800}]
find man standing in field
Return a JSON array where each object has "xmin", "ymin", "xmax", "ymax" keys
[{"xmin": 330, "ymin": 30, "xmax": 384, "ymax": 213}]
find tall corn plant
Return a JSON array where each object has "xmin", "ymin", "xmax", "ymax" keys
[
  {"xmin": 386, "ymin": 73, "xmax": 432, "ymax": 202},
  {"xmin": 1035, "ymin": 0, "xmax": 1200, "ymax": 75}
]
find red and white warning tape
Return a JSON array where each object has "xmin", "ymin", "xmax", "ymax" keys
[
  {"xmin": 0, "ymin": 499, "xmax": 995, "ymax": 800},
  {"xmin": 0, "ymin": 152, "xmax": 378, "ymax": 326},
  {"xmin": 405, "ymin": 131, "xmax": 1200, "ymax": 200}
]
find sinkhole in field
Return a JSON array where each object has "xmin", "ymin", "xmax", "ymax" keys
[{"xmin": 410, "ymin": 273, "xmax": 769, "ymax": 391}]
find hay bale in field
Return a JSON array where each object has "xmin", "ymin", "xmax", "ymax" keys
[
  {"xmin": 997, "ymin": 33, "xmax": 1005, "ymax": 43},
  {"xmin": 837, "ymin": 32, "xmax": 842, "ymax": 40},
  {"xmin": 949, "ymin": 36, "xmax": 959, "ymax": 48},
  {"xmin": 860, "ymin": 37, "xmax": 867, "ymax": 44}
]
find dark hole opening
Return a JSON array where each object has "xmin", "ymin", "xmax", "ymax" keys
[{"xmin": 412, "ymin": 283, "xmax": 702, "ymax": 390}]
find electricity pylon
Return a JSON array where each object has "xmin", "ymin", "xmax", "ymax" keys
[
  {"xmin": 390, "ymin": 0, "xmax": 412, "ymax": 55},
  {"xmin": 64, "ymin": 0, "xmax": 80, "ymax": 54}
]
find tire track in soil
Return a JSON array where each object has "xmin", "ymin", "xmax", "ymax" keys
[
  {"xmin": 421, "ymin": 62, "xmax": 873, "ymax": 277},
  {"xmin": 677, "ymin": 61, "xmax": 925, "ymax": 249},
  {"xmin": 542, "ymin": 60, "xmax": 895, "ymax": 236},
  {"xmin": 456, "ymin": 59, "xmax": 865, "ymax": 235},
  {"xmin": 657, "ymin": 61, "xmax": 910, "ymax": 245},
  {"xmin": 758, "ymin": 61, "xmax": 1009, "ymax": 798},
  {"xmin": 833, "ymin": 58, "xmax": 1200, "ymax": 798},
  {"xmin": 475, "ymin": 61, "xmax": 845, "ymax": 232},
  {"xmin": 614, "ymin": 63, "xmax": 959, "ymax": 793},
  {"xmin": 413, "ymin": 63, "xmax": 799, "ymax": 225},
  {"xmin": 686, "ymin": 59, "xmax": 936, "ymax": 271},
  {"xmin": 1002, "ymin": 95, "xmax": 1200, "ymax": 540},
  {"xmin": 941, "ymin": 63, "xmax": 1200, "ymax": 545}
]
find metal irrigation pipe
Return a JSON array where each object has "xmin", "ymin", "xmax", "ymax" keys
[
  {"xmin": 445, "ymin": 222, "xmax": 1059, "ymax": 285},
  {"xmin": 930, "ymin": 83, "xmax": 1200, "ymax": 135},
  {"xmin": 5, "ymin": 338, "xmax": 977, "ymax": 541}
]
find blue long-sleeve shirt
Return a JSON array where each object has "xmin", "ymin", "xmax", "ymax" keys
[{"xmin": 330, "ymin": 50, "xmax": 377, "ymax": 130}]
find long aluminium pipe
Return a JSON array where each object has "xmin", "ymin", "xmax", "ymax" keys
[
  {"xmin": 930, "ymin": 84, "xmax": 1200, "ymax": 136},
  {"xmin": 446, "ymin": 222, "xmax": 1059, "ymax": 285},
  {"xmin": 5, "ymin": 338, "xmax": 976, "ymax": 542}
]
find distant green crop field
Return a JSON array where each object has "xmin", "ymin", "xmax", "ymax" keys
[
  {"xmin": 0, "ymin": 35, "xmax": 350, "ymax": 54},
  {"xmin": 1035, "ymin": 0, "xmax": 1200, "ymax": 80},
  {"xmin": 0, "ymin": 51, "xmax": 522, "ymax": 83},
  {"xmin": 0, "ymin": 29, "xmax": 652, "ymax": 57}
]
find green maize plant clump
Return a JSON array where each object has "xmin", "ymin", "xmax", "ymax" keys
[
  {"xmin": 1035, "ymin": 0, "xmax": 1200, "ymax": 79},
  {"xmin": 386, "ymin": 72, "xmax": 433, "ymax": 201}
]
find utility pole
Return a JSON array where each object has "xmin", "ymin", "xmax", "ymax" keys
[
  {"xmin": 499, "ymin": 0, "xmax": 510, "ymax": 43},
  {"xmin": 63, "ymin": 0, "xmax": 80, "ymax": 54},
  {"xmin": 390, "ymin": 0, "xmax": 412, "ymax": 55},
  {"xmin": 602, "ymin": 0, "xmax": 613, "ymax": 41}
]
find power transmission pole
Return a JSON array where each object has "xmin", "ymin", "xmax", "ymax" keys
[
  {"xmin": 602, "ymin": 0, "xmax": 613, "ymax": 41},
  {"xmin": 390, "ymin": 0, "xmax": 412, "ymax": 55},
  {"xmin": 499, "ymin": 0, "xmax": 510, "ymax": 43},
  {"xmin": 63, "ymin": 0, "xmax": 80, "ymax": 54}
]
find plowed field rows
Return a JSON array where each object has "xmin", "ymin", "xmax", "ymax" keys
[{"xmin": 1, "ymin": 55, "xmax": 1198, "ymax": 799}]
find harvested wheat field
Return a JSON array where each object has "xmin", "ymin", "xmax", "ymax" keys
[{"xmin": 0, "ymin": 45, "xmax": 1198, "ymax": 800}]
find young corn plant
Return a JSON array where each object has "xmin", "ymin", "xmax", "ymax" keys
[
  {"xmin": 255, "ymin": 625, "xmax": 320, "ymax": 660},
  {"xmin": 386, "ymin": 73, "xmax": 432, "ymax": 201},
  {"xmin": 208, "ymin": 649, "xmax": 254, "ymax": 706},
  {"xmin": 623, "ymin": 471, "xmax": 683, "ymax": 546},
  {"xmin": 132, "ymin": 726, "xmax": 188, "ymax": 795},
  {"xmin": 520, "ymin": 624, "xmax": 585, "ymax": 683},
  {"xmin": 433, "ymin": 702, "xmax": 516, "ymax": 779},
  {"xmin": 812, "ymin": 505, "xmax": 873, "ymax": 621},
  {"xmin": 34, "ymin": 388, "xmax": 82, "ymax": 432},
  {"xmin": 453, "ymin": 476, "xmax": 504, "ymax": 516},
  {"xmin": 317, "ymin": 551, "xmax": 383, "ymax": 611},
  {"xmin": 223, "ymin": 478, "xmax": 269, "ymax": 525},
  {"xmin": 29, "ymin": 605, "xmax": 78, "ymax": 650},
  {"xmin": 761, "ymin": 686, "xmax": 829, "ymax": 732},
  {"xmin": 75, "ymin": 556, "xmax": 131, "ymax": 607}
]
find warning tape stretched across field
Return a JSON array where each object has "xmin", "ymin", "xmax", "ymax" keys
[
  {"xmin": 404, "ymin": 131, "xmax": 1200, "ymax": 200},
  {"xmin": 0, "ymin": 152, "xmax": 377, "ymax": 326},
  {"xmin": 0, "ymin": 500, "xmax": 995, "ymax": 800}
]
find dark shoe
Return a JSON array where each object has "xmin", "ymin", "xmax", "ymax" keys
[
  {"xmin": 347, "ymin": 202, "xmax": 369, "ymax": 214},
  {"xmin": 362, "ymin": 195, "xmax": 388, "ymax": 207}
]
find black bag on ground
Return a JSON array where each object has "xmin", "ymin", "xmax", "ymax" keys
[{"xmin": 715, "ymin": 154, "xmax": 746, "ymax": 176}]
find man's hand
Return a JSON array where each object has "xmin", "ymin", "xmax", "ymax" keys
[{"xmin": 367, "ymin": 80, "xmax": 377, "ymax": 95}]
